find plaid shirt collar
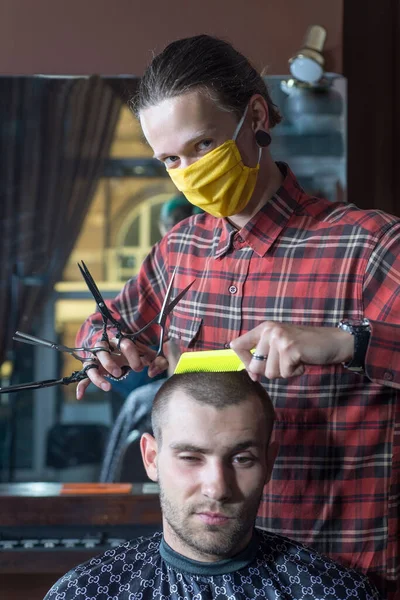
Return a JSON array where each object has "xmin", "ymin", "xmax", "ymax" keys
[{"xmin": 214, "ymin": 162, "xmax": 306, "ymax": 259}]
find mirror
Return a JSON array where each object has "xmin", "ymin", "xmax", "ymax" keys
[{"xmin": 0, "ymin": 74, "xmax": 347, "ymax": 484}]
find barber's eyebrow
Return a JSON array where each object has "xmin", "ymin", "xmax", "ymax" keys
[{"xmin": 169, "ymin": 440, "xmax": 261, "ymax": 454}]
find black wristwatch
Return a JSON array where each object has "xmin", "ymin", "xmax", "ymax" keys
[{"xmin": 337, "ymin": 318, "xmax": 371, "ymax": 373}]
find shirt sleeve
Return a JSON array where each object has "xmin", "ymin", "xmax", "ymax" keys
[
  {"xmin": 363, "ymin": 221, "xmax": 400, "ymax": 389},
  {"xmin": 75, "ymin": 235, "xmax": 169, "ymax": 352}
]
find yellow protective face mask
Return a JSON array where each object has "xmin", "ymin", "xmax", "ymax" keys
[{"xmin": 167, "ymin": 106, "xmax": 261, "ymax": 218}]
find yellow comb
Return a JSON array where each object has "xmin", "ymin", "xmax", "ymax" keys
[{"xmin": 174, "ymin": 349, "xmax": 248, "ymax": 374}]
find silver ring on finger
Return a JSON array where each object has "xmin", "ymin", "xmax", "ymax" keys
[{"xmin": 253, "ymin": 354, "xmax": 268, "ymax": 361}]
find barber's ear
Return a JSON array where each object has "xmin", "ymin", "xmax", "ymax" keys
[
  {"xmin": 249, "ymin": 94, "xmax": 270, "ymax": 132},
  {"xmin": 140, "ymin": 433, "xmax": 159, "ymax": 482},
  {"xmin": 264, "ymin": 440, "xmax": 279, "ymax": 485}
]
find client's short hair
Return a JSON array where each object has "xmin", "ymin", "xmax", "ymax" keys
[{"xmin": 151, "ymin": 371, "xmax": 275, "ymax": 444}]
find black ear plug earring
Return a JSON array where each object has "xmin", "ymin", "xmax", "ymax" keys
[{"xmin": 255, "ymin": 130, "xmax": 271, "ymax": 147}]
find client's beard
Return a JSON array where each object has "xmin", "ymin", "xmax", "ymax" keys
[{"xmin": 158, "ymin": 477, "xmax": 262, "ymax": 560}]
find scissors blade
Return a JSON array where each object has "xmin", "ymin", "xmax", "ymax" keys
[
  {"xmin": 0, "ymin": 378, "xmax": 64, "ymax": 393},
  {"xmin": 13, "ymin": 331, "xmax": 50, "ymax": 348},
  {"xmin": 158, "ymin": 266, "xmax": 178, "ymax": 315},
  {"xmin": 13, "ymin": 331, "xmax": 67, "ymax": 352},
  {"xmin": 162, "ymin": 279, "xmax": 195, "ymax": 319},
  {"xmin": 78, "ymin": 261, "xmax": 120, "ymax": 328}
]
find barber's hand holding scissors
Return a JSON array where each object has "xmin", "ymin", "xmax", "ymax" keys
[
  {"xmin": 2, "ymin": 263, "xmax": 194, "ymax": 400},
  {"xmin": 76, "ymin": 338, "xmax": 167, "ymax": 400},
  {"xmin": 75, "ymin": 262, "xmax": 195, "ymax": 400},
  {"xmin": 230, "ymin": 322, "xmax": 354, "ymax": 381}
]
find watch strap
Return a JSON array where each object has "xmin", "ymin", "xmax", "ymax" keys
[{"xmin": 339, "ymin": 319, "xmax": 371, "ymax": 373}]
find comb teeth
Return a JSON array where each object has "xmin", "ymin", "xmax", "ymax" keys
[{"xmin": 174, "ymin": 349, "xmax": 245, "ymax": 374}]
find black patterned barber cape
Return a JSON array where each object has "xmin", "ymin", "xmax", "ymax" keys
[{"xmin": 45, "ymin": 529, "xmax": 381, "ymax": 600}]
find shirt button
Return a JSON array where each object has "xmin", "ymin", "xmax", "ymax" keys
[
  {"xmin": 236, "ymin": 235, "xmax": 243, "ymax": 243},
  {"xmin": 384, "ymin": 370, "xmax": 394, "ymax": 381},
  {"xmin": 229, "ymin": 285, "xmax": 237, "ymax": 294}
]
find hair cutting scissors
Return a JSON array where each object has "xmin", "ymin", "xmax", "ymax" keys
[
  {"xmin": 0, "ymin": 263, "xmax": 195, "ymax": 394},
  {"xmin": 77, "ymin": 261, "xmax": 194, "ymax": 359},
  {"xmin": 12, "ymin": 331, "xmax": 118, "ymax": 363},
  {"xmin": 0, "ymin": 363, "xmax": 99, "ymax": 393}
]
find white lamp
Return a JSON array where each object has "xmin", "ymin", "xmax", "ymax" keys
[{"xmin": 289, "ymin": 25, "xmax": 327, "ymax": 85}]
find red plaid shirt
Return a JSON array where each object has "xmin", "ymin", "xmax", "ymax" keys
[{"xmin": 77, "ymin": 163, "xmax": 400, "ymax": 598}]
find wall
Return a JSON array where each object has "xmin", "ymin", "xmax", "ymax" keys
[{"xmin": 0, "ymin": 0, "xmax": 343, "ymax": 75}]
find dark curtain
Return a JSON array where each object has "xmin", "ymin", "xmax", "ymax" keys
[{"xmin": 0, "ymin": 76, "xmax": 123, "ymax": 365}]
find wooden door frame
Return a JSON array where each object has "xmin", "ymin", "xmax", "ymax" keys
[{"xmin": 343, "ymin": 0, "xmax": 399, "ymax": 215}]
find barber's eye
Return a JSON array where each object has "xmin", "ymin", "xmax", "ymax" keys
[
  {"xmin": 164, "ymin": 156, "xmax": 180, "ymax": 167},
  {"xmin": 197, "ymin": 139, "xmax": 213, "ymax": 152}
]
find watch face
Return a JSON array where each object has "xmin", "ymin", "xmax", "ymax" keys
[{"xmin": 340, "ymin": 318, "xmax": 371, "ymax": 330}]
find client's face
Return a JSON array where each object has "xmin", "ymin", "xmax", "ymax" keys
[{"xmin": 155, "ymin": 391, "xmax": 273, "ymax": 562}]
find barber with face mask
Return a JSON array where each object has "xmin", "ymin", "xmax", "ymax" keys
[
  {"xmin": 167, "ymin": 105, "xmax": 263, "ymax": 218},
  {"xmin": 76, "ymin": 36, "xmax": 400, "ymax": 598}
]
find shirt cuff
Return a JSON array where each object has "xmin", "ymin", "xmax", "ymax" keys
[{"xmin": 364, "ymin": 320, "xmax": 400, "ymax": 388}]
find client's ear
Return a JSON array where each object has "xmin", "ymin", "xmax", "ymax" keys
[
  {"xmin": 140, "ymin": 433, "xmax": 158, "ymax": 482},
  {"xmin": 264, "ymin": 440, "xmax": 279, "ymax": 485}
]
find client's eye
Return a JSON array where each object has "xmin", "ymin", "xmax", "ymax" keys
[
  {"xmin": 232, "ymin": 455, "xmax": 255, "ymax": 466},
  {"xmin": 179, "ymin": 455, "xmax": 200, "ymax": 462}
]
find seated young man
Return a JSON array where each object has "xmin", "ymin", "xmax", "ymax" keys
[{"xmin": 45, "ymin": 371, "xmax": 381, "ymax": 600}]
